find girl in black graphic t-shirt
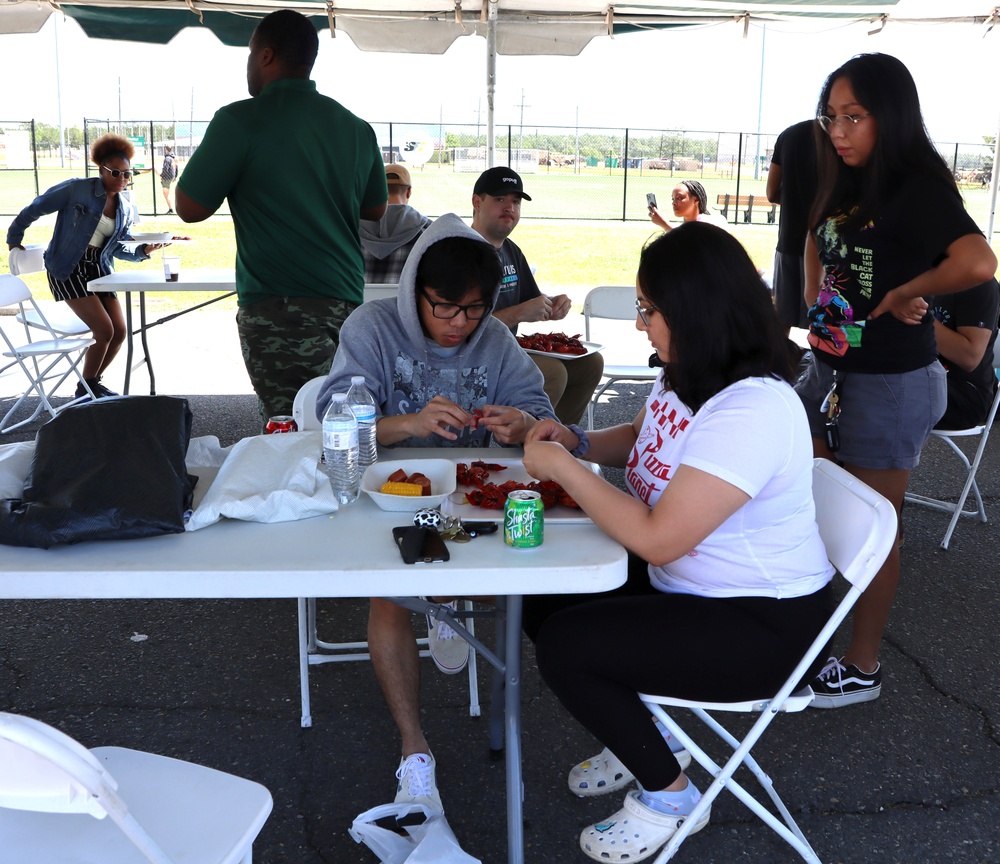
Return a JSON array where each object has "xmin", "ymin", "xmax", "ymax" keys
[{"xmin": 796, "ymin": 53, "xmax": 997, "ymax": 709}]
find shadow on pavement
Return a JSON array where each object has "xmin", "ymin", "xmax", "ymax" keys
[{"xmin": 1, "ymin": 383, "xmax": 998, "ymax": 863}]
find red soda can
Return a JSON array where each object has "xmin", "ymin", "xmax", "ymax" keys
[{"xmin": 265, "ymin": 415, "xmax": 298, "ymax": 434}]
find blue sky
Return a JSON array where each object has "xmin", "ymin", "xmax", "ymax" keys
[{"xmin": 2, "ymin": 11, "xmax": 997, "ymax": 145}]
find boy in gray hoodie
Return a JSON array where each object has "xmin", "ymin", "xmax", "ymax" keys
[
  {"xmin": 319, "ymin": 213, "xmax": 555, "ymax": 443},
  {"xmin": 318, "ymin": 213, "xmax": 566, "ymax": 814}
]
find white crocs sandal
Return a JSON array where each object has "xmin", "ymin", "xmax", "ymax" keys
[
  {"xmin": 580, "ymin": 789, "xmax": 710, "ymax": 862},
  {"xmin": 568, "ymin": 746, "xmax": 692, "ymax": 797}
]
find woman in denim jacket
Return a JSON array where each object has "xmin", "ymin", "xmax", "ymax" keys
[{"xmin": 7, "ymin": 134, "xmax": 169, "ymax": 398}]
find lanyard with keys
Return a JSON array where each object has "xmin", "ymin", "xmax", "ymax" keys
[{"xmin": 820, "ymin": 372, "xmax": 842, "ymax": 453}]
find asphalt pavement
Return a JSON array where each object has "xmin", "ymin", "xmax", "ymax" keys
[{"xmin": 1, "ymin": 305, "xmax": 998, "ymax": 863}]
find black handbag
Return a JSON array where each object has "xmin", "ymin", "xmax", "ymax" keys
[{"xmin": 0, "ymin": 396, "xmax": 197, "ymax": 548}]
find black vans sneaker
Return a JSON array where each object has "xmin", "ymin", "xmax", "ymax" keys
[{"xmin": 810, "ymin": 656, "xmax": 881, "ymax": 708}]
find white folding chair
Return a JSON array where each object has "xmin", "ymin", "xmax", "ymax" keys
[
  {"xmin": 291, "ymin": 376, "xmax": 481, "ymax": 727},
  {"xmin": 584, "ymin": 285, "xmax": 659, "ymax": 429},
  {"xmin": 363, "ymin": 282, "xmax": 399, "ymax": 303},
  {"xmin": 0, "ymin": 711, "xmax": 272, "ymax": 864},
  {"xmin": 1, "ymin": 275, "xmax": 97, "ymax": 434},
  {"xmin": 637, "ymin": 459, "xmax": 897, "ymax": 863},
  {"xmin": 904, "ymin": 347, "xmax": 1000, "ymax": 549},
  {"xmin": 8, "ymin": 245, "xmax": 91, "ymax": 338}
]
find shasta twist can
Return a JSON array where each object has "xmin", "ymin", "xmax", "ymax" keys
[{"xmin": 504, "ymin": 489, "xmax": 544, "ymax": 548}]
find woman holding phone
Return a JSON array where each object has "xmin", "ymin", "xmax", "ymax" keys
[{"xmin": 648, "ymin": 180, "xmax": 727, "ymax": 232}]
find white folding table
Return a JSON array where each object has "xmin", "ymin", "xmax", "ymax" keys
[
  {"xmin": 0, "ymin": 446, "xmax": 627, "ymax": 864},
  {"xmin": 88, "ymin": 269, "xmax": 237, "ymax": 396},
  {"xmin": 88, "ymin": 272, "xmax": 399, "ymax": 397}
]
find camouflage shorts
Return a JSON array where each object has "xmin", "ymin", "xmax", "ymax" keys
[{"xmin": 236, "ymin": 295, "xmax": 359, "ymax": 428}]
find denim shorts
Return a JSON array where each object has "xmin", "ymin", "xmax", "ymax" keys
[{"xmin": 795, "ymin": 355, "xmax": 946, "ymax": 470}]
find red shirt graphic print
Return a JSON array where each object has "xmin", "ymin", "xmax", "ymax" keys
[{"xmin": 626, "ymin": 389, "xmax": 692, "ymax": 507}]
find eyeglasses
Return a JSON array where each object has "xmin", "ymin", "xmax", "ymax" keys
[
  {"xmin": 421, "ymin": 290, "xmax": 493, "ymax": 320},
  {"xmin": 101, "ymin": 165, "xmax": 134, "ymax": 180},
  {"xmin": 635, "ymin": 297, "xmax": 658, "ymax": 327},
  {"xmin": 816, "ymin": 113, "xmax": 871, "ymax": 134}
]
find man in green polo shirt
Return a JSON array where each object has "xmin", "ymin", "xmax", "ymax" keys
[{"xmin": 176, "ymin": 9, "xmax": 387, "ymax": 426}]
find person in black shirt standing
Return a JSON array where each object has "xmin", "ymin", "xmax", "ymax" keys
[
  {"xmin": 930, "ymin": 279, "xmax": 1000, "ymax": 430},
  {"xmin": 767, "ymin": 120, "xmax": 817, "ymax": 335}
]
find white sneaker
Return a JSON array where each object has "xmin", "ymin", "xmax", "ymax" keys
[
  {"xmin": 427, "ymin": 601, "xmax": 470, "ymax": 675},
  {"xmin": 394, "ymin": 752, "xmax": 443, "ymax": 813}
]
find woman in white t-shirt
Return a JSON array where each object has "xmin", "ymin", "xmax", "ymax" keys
[
  {"xmin": 522, "ymin": 222, "xmax": 833, "ymax": 863},
  {"xmin": 648, "ymin": 179, "xmax": 729, "ymax": 232}
]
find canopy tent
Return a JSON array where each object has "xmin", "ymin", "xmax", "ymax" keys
[
  {"xmin": 4, "ymin": 1, "xmax": 1000, "ymax": 55},
  {"xmin": 4, "ymin": 0, "xmax": 1000, "ymax": 229}
]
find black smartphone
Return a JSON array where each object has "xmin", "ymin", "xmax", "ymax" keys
[
  {"xmin": 393, "ymin": 526, "xmax": 450, "ymax": 564},
  {"xmin": 462, "ymin": 521, "xmax": 499, "ymax": 537},
  {"xmin": 646, "ymin": 192, "xmax": 657, "ymax": 209}
]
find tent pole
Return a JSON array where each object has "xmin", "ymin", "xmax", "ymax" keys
[
  {"xmin": 988, "ymin": 117, "xmax": 1000, "ymax": 242},
  {"xmin": 486, "ymin": 0, "xmax": 497, "ymax": 168}
]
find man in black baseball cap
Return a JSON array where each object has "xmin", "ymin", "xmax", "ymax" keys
[
  {"xmin": 472, "ymin": 165, "xmax": 532, "ymax": 201},
  {"xmin": 471, "ymin": 166, "xmax": 603, "ymax": 426}
]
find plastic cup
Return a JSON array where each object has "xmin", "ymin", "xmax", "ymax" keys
[{"xmin": 162, "ymin": 254, "xmax": 180, "ymax": 282}]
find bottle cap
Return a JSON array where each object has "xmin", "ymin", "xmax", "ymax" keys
[
  {"xmin": 351, "ymin": 375, "xmax": 365, "ymax": 385},
  {"xmin": 331, "ymin": 393, "xmax": 346, "ymax": 402}
]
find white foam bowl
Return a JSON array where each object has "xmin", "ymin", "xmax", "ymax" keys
[
  {"xmin": 361, "ymin": 459, "xmax": 456, "ymax": 512},
  {"xmin": 129, "ymin": 232, "xmax": 172, "ymax": 244}
]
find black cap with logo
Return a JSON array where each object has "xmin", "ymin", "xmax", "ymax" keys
[{"xmin": 473, "ymin": 166, "xmax": 532, "ymax": 201}]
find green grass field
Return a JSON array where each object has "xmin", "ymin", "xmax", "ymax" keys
[{"xmin": 4, "ymin": 162, "xmax": 998, "ymax": 314}]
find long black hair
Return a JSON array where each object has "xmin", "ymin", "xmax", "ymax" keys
[
  {"xmin": 637, "ymin": 222, "xmax": 791, "ymax": 413},
  {"xmin": 810, "ymin": 52, "xmax": 958, "ymax": 233}
]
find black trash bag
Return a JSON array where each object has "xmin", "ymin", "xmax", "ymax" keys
[{"xmin": 0, "ymin": 396, "xmax": 197, "ymax": 548}]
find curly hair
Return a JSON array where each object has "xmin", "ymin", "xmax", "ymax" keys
[{"xmin": 91, "ymin": 134, "xmax": 134, "ymax": 166}]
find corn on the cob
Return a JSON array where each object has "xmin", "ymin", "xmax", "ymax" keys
[{"xmin": 380, "ymin": 481, "xmax": 423, "ymax": 496}]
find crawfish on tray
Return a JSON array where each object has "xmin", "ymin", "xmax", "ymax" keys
[{"xmin": 455, "ymin": 462, "xmax": 579, "ymax": 510}]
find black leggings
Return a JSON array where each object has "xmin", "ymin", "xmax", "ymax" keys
[{"xmin": 531, "ymin": 555, "xmax": 831, "ymax": 791}]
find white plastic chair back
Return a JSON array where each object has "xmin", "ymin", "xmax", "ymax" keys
[
  {"xmin": 291, "ymin": 375, "xmax": 325, "ymax": 431},
  {"xmin": 583, "ymin": 285, "xmax": 658, "ymax": 429},
  {"xmin": 0, "ymin": 711, "xmax": 272, "ymax": 864},
  {"xmin": 0, "ymin": 713, "xmax": 114, "ymax": 817},
  {"xmin": 584, "ymin": 285, "xmax": 639, "ymax": 324},
  {"xmin": 0, "ymin": 274, "xmax": 33, "ymax": 308},
  {"xmin": 637, "ymin": 459, "xmax": 896, "ymax": 863},
  {"xmin": 363, "ymin": 283, "xmax": 399, "ymax": 303},
  {"xmin": 8, "ymin": 245, "xmax": 45, "ymax": 276},
  {"xmin": 7, "ymin": 247, "xmax": 90, "ymax": 337},
  {"xmin": 1, "ymin": 275, "xmax": 97, "ymax": 433}
]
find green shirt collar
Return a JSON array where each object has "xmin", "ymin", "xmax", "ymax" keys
[{"xmin": 258, "ymin": 78, "xmax": 317, "ymax": 97}]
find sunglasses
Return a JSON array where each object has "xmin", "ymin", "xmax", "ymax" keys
[{"xmin": 102, "ymin": 165, "xmax": 134, "ymax": 180}]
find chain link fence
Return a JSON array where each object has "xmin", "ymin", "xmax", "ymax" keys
[{"xmin": 2, "ymin": 118, "xmax": 995, "ymax": 229}]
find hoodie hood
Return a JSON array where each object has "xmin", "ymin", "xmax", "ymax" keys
[
  {"xmin": 359, "ymin": 204, "xmax": 431, "ymax": 259},
  {"xmin": 395, "ymin": 212, "xmax": 502, "ymax": 356}
]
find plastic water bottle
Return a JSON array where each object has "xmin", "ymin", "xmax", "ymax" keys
[
  {"xmin": 347, "ymin": 375, "xmax": 378, "ymax": 470},
  {"xmin": 322, "ymin": 393, "xmax": 359, "ymax": 505}
]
